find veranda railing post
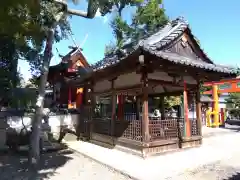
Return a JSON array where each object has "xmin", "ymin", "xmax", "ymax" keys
[
  {"xmin": 85, "ymin": 81, "xmax": 93, "ymax": 140},
  {"xmin": 89, "ymin": 80, "xmax": 95, "ymax": 140},
  {"xmin": 183, "ymin": 81, "xmax": 191, "ymax": 137},
  {"xmin": 110, "ymin": 78, "xmax": 117, "ymax": 137},
  {"xmin": 159, "ymin": 96, "xmax": 165, "ymax": 120},
  {"xmin": 196, "ymin": 82, "xmax": 202, "ymax": 137},
  {"xmin": 141, "ymin": 68, "xmax": 150, "ymax": 145}
]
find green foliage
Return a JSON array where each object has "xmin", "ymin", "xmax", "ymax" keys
[
  {"xmin": 200, "ymin": 85, "xmax": 211, "ymax": 94},
  {"xmin": 226, "ymin": 93, "xmax": 240, "ymax": 118},
  {"xmin": 132, "ymin": 0, "xmax": 168, "ymax": 39},
  {"xmin": 105, "ymin": 0, "xmax": 168, "ymax": 55},
  {"xmin": 236, "ymin": 67, "xmax": 240, "ymax": 76},
  {"xmin": 97, "ymin": 0, "xmax": 143, "ymax": 16},
  {"xmin": 0, "ymin": 0, "xmax": 73, "ymax": 106},
  {"xmin": 104, "ymin": 42, "xmax": 117, "ymax": 56},
  {"xmin": 0, "ymin": 0, "xmax": 72, "ymax": 77},
  {"xmin": 8, "ymin": 88, "xmax": 37, "ymax": 109},
  {"xmin": 110, "ymin": 15, "xmax": 132, "ymax": 47},
  {"xmin": 0, "ymin": 0, "xmax": 132, "ymax": 106},
  {"xmin": 0, "ymin": 35, "xmax": 19, "ymax": 102},
  {"xmin": 27, "ymin": 75, "xmax": 41, "ymax": 88},
  {"xmin": 164, "ymin": 96, "xmax": 181, "ymax": 109}
]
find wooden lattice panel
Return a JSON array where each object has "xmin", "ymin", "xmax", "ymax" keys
[
  {"xmin": 190, "ymin": 118, "xmax": 199, "ymax": 136},
  {"xmin": 121, "ymin": 113, "xmax": 142, "ymax": 141},
  {"xmin": 149, "ymin": 118, "xmax": 179, "ymax": 141}
]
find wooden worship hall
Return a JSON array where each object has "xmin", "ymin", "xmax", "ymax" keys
[{"xmin": 69, "ymin": 17, "xmax": 237, "ymax": 157}]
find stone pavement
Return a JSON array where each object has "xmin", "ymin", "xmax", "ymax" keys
[{"xmin": 64, "ymin": 126, "xmax": 240, "ymax": 180}]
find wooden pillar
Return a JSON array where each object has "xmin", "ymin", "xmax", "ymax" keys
[
  {"xmin": 160, "ymin": 96, "xmax": 165, "ymax": 120},
  {"xmin": 68, "ymin": 87, "xmax": 72, "ymax": 108},
  {"xmin": 121, "ymin": 95, "xmax": 125, "ymax": 120},
  {"xmin": 183, "ymin": 81, "xmax": 191, "ymax": 137},
  {"xmin": 85, "ymin": 81, "xmax": 93, "ymax": 139},
  {"xmin": 76, "ymin": 88, "xmax": 84, "ymax": 108},
  {"xmin": 196, "ymin": 84, "xmax": 202, "ymax": 136},
  {"xmin": 212, "ymin": 84, "xmax": 219, "ymax": 127},
  {"xmin": 117, "ymin": 94, "xmax": 125, "ymax": 121},
  {"xmin": 141, "ymin": 70, "xmax": 149, "ymax": 144},
  {"xmin": 111, "ymin": 79, "xmax": 117, "ymax": 137},
  {"xmin": 136, "ymin": 96, "xmax": 141, "ymax": 120}
]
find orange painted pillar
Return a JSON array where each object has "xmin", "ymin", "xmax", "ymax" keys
[
  {"xmin": 184, "ymin": 81, "xmax": 191, "ymax": 137},
  {"xmin": 212, "ymin": 84, "xmax": 219, "ymax": 127}
]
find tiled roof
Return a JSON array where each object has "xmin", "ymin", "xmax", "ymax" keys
[
  {"xmin": 91, "ymin": 17, "xmax": 237, "ymax": 75},
  {"xmin": 147, "ymin": 51, "xmax": 236, "ymax": 74}
]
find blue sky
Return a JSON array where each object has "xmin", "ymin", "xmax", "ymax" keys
[{"xmin": 19, "ymin": 0, "xmax": 240, "ymax": 80}]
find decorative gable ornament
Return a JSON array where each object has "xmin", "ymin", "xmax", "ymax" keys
[{"xmin": 181, "ymin": 35, "xmax": 188, "ymax": 48}]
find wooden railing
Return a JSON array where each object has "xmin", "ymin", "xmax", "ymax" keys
[
  {"xmin": 189, "ymin": 118, "xmax": 200, "ymax": 136},
  {"xmin": 92, "ymin": 114, "xmax": 142, "ymax": 142},
  {"xmin": 149, "ymin": 118, "xmax": 180, "ymax": 141},
  {"xmin": 90, "ymin": 115, "xmax": 200, "ymax": 143},
  {"xmin": 121, "ymin": 119, "xmax": 142, "ymax": 142},
  {"xmin": 92, "ymin": 117, "xmax": 111, "ymax": 136},
  {"xmin": 178, "ymin": 118, "xmax": 200, "ymax": 137}
]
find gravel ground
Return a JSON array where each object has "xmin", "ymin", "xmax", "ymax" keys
[
  {"xmin": 2, "ymin": 149, "xmax": 240, "ymax": 180},
  {"xmin": 0, "ymin": 150, "xmax": 132, "ymax": 180},
  {"xmin": 1, "ymin": 125, "xmax": 240, "ymax": 180},
  {"xmin": 170, "ymin": 155, "xmax": 240, "ymax": 180}
]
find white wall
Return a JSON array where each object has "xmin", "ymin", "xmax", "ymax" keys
[{"xmin": 0, "ymin": 114, "xmax": 79, "ymax": 146}]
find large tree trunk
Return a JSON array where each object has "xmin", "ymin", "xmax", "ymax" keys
[{"xmin": 29, "ymin": 28, "xmax": 55, "ymax": 165}]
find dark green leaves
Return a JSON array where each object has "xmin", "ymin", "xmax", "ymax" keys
[
  {"xmin": 226, "ymin": 93, "xmax": 240, "ymax": 118},
  {"xmin": 105, "ymin": 0, "xmax": 168, "ymax": 56}
]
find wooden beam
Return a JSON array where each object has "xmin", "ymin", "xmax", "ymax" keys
[
  {"xmin": 148, "ymin": 79, "xmax": 182, "ymax": 87},
  {"xmin": 145, "ymin": 52, "xmax": 234, "ymax": 82},
  {"xmin": 148, "ymin": 78, "xmax": 196, "ymax": 88},
  {"xmin": 94, "ymin": 84, "xmax": 142, "ymax": 96},
  {"xmin": 148, "ymin": 91, "xmax": 183, "ymax": 97}
]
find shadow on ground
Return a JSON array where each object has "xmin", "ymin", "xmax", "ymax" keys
[
  {"xmin": 0, "ymin": 147, "xmax": 74, "ymax": 180},
  {"xmin": 221, "ymin": 122, "xmax": 240, "ymax": 132},
  {"xmin": 224, "ymin": 173, "xmax": 240, "ymax": 180}
]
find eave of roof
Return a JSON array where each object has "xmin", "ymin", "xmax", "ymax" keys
[{"xmin": 146, "ymin": 50, "xmax": 236, "ymax": 74}]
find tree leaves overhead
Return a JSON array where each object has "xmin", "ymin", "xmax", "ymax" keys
[
  {"xmin": 0, "ymin": 0, "xmax": 72, "ymax": 105},
  {"xmin": 97, "ymin": 0, "xmax": 143, "ymax": 16},
  {"xmin": 1, "ymin": 0, "xmax": 66, "ymax": 51},
  {"xmin": 132, "ymin": 0, "xmax": 168, "ymax": 39},
  {"xmin": 110, "ymin": 15, "xmax": 132, "ymax": 47},
  {"xmin": 105, "ymin": 0, "xmax": 168, "ymax": 55},
  {"xmin": 0, "ymin": 35, "xmax": 19, "ymax": 100}
]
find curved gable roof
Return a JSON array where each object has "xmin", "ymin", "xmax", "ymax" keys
[{"xmin": 91, "ymin": 17, "xmax": 237, "ymax": 75}]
